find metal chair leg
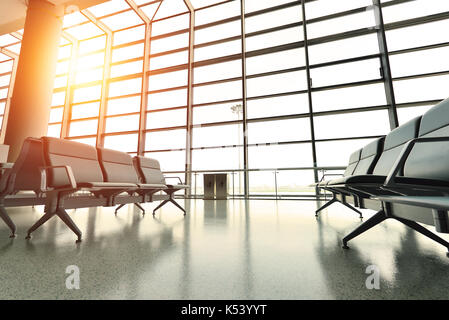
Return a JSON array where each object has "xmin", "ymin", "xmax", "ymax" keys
[
  {"xmin": 342, "ymin": 210, "xmax": 387, "ymax": 249},
  {"xmin": 396, "ymin": 217, "xmax": 449, "ymax": 253},
  {"xmin": 315, "ymin": 198, "xmax": 337, "ymax": 217},
  {"xmin": 56, "ymin": 209, "xmax": 82, "ymax": 243},
  {"xmin": 341, "ymin": 201, "xmax": 363, "ymax": 219},
  {"xmin": 114, "ymin": 203, "xmax": 125, "ymax": 215},
  {"xmin": 134, "ymin": 203, "xmax": 145, "ymax": 216},
  {"xmin": 169, "ymin": 199, "xmax": 186, "ymax": 215},
  {"xmin": 0, "ymin": 206, "xmax": 16, "ymax": 238},
  {"xmin": 152, "ymin": 199, "xmax": 169, "ymax": 215},
  {"xmin": 26, "ymin": 210, "xmax": 56, "ymax": 239}
]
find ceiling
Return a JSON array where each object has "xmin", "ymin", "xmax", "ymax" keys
[{"xmin": 0, "ymin": 0, "xmax": 108, "ymax": 35}]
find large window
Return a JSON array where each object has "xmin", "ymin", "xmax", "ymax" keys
[{"xmin": 1, "ymin": 0, "xmax": 446, "ymax": 198}]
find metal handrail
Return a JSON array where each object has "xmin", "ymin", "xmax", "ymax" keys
[{"xmin": 162, "ymin": 166, "xmax": 345, "ymax": 199}]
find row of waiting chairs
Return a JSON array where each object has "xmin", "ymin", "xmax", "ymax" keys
[
  {"xmin": 0, "ymin": 136, "xmax": 188, "ymax": 242},
  {"xmin": 317, "ymin": 97, "xmax": 449, "ymax": 255}
]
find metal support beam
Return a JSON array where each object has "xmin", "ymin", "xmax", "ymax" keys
[
  {"xmin": 184, "ymin": 0, "xmax": 195, "ymax": 196},
  {"xmin": 60, "ymin": 32, "xmax": 79, "ymax": 139},
  {"xmin": 126, "ymin": 0, "xmax": 151, "ymax": 155},
  {"xmin": 372, "ymin": 0, "xmax": 398, "ymax": 129},
  {"xmin": 240, "ymin": 0, "xmax": 250, "ymax": 198},
  {"xmin": 301, "ymin": 1, "xmax": 319, "ymax": 189},
  {"xmin": 81, "ymin": 9, "xmax": 113, "ymax": 148},
  {"xmin": 0, "ymin": 49, "xmax": 18, "ymax": 144}
]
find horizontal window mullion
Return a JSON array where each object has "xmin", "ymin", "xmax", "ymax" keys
[
  {"xmin": 389, "ymin": 41, "xmax": 449, "ymax": 56},
  {"xmin": 384, "ymin": 11, "xmax": 449, "ymax": 31},
  {"xmin": 311, "ymin": 78, "xmax": 383, "ymax": 92},
  {"xmin": 149, "ymin": 46, "xmax": 188, "ymax": 58},
  {"xmin": 112, "ymin": 39, "xmax": 145, "ymax": 50},
  {"xmin": 392, "ymin": 70, "xmax": 449, "ymax": 82},
  {"xmin": 110, "ymin": 56, "xmax": 144, "ymax": 67}
]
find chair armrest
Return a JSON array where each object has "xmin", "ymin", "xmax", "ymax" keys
[
  {"xmin": 39, "ymin": 165, "xmax": 77, "ymax": 192},
  {"xmin": 0, "ymin": 167, "xmax": 15, "ymax": 195},
  {"xmin": 164, "ymin": 176, "xmax": 184, "ymax": 185},
  {"xmin": 320, "ymin": 173, "xmax": 344, "ymax": 181},
  {"xmin": 384, "ymin": 136, "xmax": 449, "ymax": 188}
]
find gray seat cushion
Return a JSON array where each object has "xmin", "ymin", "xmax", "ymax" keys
[
  {"xmin": 97, "ymin": 147, "xmax": 139, "ymax": 183},
  {"xmin": 42, "ymin": 137, "xmax": 104, "ymax": 188},
  {"xmin": 138, "ymin": 183, "xmax": 167, "ymax": 190},
  {"xmin": 327, "ymin": 175, "xmax": 386, "ymax": 186},
  {"xmin": 78, "ymin": 182, "xmax": 138, "ymax": 189},
  {"xmin": 166, "ymin": 184, "xmax": 189, "ymax": 189},
  {"xmin": 133, "ymin": 156, "xmax": 166, "ymax": 185}
]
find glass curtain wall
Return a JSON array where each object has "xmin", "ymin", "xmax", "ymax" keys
[{"xmin": 2, "ymin": 0, "xmax": 448, "ymax": 198}]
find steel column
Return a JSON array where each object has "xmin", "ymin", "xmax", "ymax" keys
[
  {"xmin": 301, "ymin": 0, "xmax": 320, "ymax": 187},
  {"xmin": 372, "ymin": 0, "xmax": 399, "ymax": 129},
  {"xmin": 184, "ymin": 0, "xmax": 195, "ymax": 195},
  {"xmin": 240, "ymin": 0, "xmax": 250, "ymax": 198},
  {"xmin": 81, "ymin": 9, "xmax": 113, "ymax": 148}
]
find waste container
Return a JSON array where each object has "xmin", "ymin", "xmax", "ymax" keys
[
  {"xmin": 203, "ymin": 173, "xmax": 228, "ymax": 200},
  {"xmin": 203, "ymin": 174, "xmax": 215, "ymax": 200},
  {"xmin": 215, "ymin": 174, "xmax": 228, "ymax": 200}
]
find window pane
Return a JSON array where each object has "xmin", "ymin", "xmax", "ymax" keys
[
  {"xmin": 73, "ymin": 85, "xmax": 102, "ymax": 103},
  {"xmin": 316, "ymin": 138, "xmax": 375, "ymax": 167},
  {"xmin": 104, "ymin": 134, "xmax": 138, "ymax": 152},
  {"xmin": 393, "ymin": 74, "xmax": 449, "ymax": 104},
  {"xmin": 247, "ymin": 94, "xmax": 309, "ymax": 119},
  {"xmin": 194, "ymin": 60, "xmax": 242, "ymax": 83},
  {"xmin": 308, "ymin": 34, "xmax": 379, "ymax": 65},
  {"xmin": 247, "ymin": 70, "xmax": 307, "ymax": 97},
  {"xmin": 148, "ymin": 88, "xmax": 187, "ymax": 110},
  {"xmin": 312, "ymin": 83, "xmax": 386, "ymax": 112},
  {"xmin": 248, "ymin": 118, "xmax": 311, "ymax": 143},
  {"xmin": 246, "ymin": 48, "xmax": 305, "ymax": 75},
  {"xmin": 105, "ymin": 114, "xmax": 140, "ymax": 133},
  {"xmin": 149, "ymin": 69, "xmax": 188, "ymax": 91},
  {"xmin": 108, "ymin": 96, "xmax": 141, "ymax": 115},
  {"xmin": 193, "ymin": 124, "xmax": 241, "ymax": 147},
  {"xmin": 397, "ymin": 105, "xmax": 434, "ymax": 125},
  {"xmin": 194, "ymin": 81, "xmax": 242, "ymax": 104},
  {"xmin": 313, "ymin": 110, "xmax": 390, "ymax": 140},
  {"xmin": 193, "ymin": 101, "xmax": 243, "ymax": 124},
  {"xmin": 146, "ymin": 150, "xmax": 186, "ymax": 171},
  {"xmin": 72, "ymin": 102, "xmax": 100, "ymax": 120},
  {"xmin": 192, "ymin": 147, "xmax": 242, "ymax": 170},
  {"xmin": 146, "ymin": 129, "xmax": 186, "ymax": 150},
  {"xmin": 109, "ymin": 77, "xmax": 142, "ymax": 97},
  {"xmin": 245, "ymin": 5, "xmax": 302, "ymax": 33},
  {"xmin": 147, "ymin": 108, "xmax": 187, "ymax": 129},
  {"xmin": 69, "ymin": 119, "xmax": 98, "ymax": 136},
  {"xmin": 248, "ymin": 143, "xmax": 313, "ymax": 168},
  {"xmin": 310, "ymin": 58, "xmax": 380, "ymax": 88}
]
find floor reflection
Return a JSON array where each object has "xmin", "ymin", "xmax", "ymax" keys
[{"xmin": 0, "ymin": 199, "xmax": 448, "ymax": 299}]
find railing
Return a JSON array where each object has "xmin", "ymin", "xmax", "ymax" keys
[{"xmin": 163, "ymin": 166, "xmax": 346, "ymax": 200}]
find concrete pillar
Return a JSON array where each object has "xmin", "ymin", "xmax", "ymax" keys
[{"xmin": 4, "ymin": 0, "xmax": 63, "ymax": 162}]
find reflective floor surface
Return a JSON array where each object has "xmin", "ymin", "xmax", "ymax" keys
[{"xmin": 0, "ymin": 199, "xmax": 449, "ymax": 299}]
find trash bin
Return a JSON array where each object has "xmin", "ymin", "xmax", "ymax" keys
[
  {"xmin": 203, "ymin": 173, "xmax": 228, "ymax": 200},
  {"xmin": 203, "ymin": 174, "xmax": 215, "ymax": 200}
]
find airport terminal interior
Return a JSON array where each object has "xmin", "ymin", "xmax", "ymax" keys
[{"xmin": 1, "ymin": 0, "xmax": 449, "ymax": 300}]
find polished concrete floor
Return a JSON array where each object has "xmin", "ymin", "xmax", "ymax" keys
[{"xmin": 0, "ymin": 199, "xmax": 449, "ymax": 299}]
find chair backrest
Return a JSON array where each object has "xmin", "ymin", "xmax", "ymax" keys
[
  {"xmin": 133, "ymin": 156, "xmax": 166, "ymax": 185},
  {"xmin": 404, "ymin": 98, "xmax": 449, "ymax": 180},
  {"xmin": 352, "ymin": 137, "xmax": 384, "ymax": 175},
  {"xmin": 97, "ymin": 147, "xmax": 139, "ymax": 183},
  {"xmin": 42, "ymin": 137, "xmax": 104, "ymax": 188},
  {"xmin": 343, "ymin": 149, "xmax": 361, "ymax": 176},
  {"xmin": 372, "ymin": 116, "xmax": 421, "ymax": 176},
  {"xmin": 5, "ymin": 137, "xmax": 45, "ymax": 193}
]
